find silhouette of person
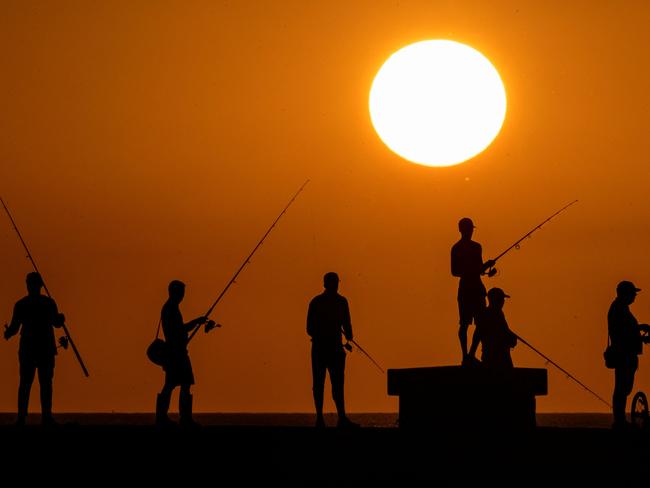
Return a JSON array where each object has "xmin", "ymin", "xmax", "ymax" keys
[
  {"xmin": 608, "ymin": 280, "xmax": 650, "ymax": 429},
  {"xmin": 451, "ymin": 218, "xmax": 495, "ymax": 365},
  {"xmin": 475, "ymin": 288, "xmax": 517, "ymax": 369},
  {"xmin": 307, "ymin": 272, "xmax": 360, "ymax": 429},
  {"xmin": 3, "ymin": 272, "xmax": 65, "ymax": 426},
  {"xmin": 155, "ymin": 280, "xmax": 213, "ymax": 428}
]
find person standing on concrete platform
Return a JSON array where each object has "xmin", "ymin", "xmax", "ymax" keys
[
  {"xmin": 451, "ymin": 217, "xmax": 495, "ymax": 366},
  {"xmin": 607, "ymin": 280, "xmax": 650, "ymax": 429},
  {"xmin": 475, "ymin": 287, "xmax": 517, "ymax": 369},
  {"xmin": 4, "ymin": 272, "xmax": 66, "ymax": 427},
  {"xmin": 307, "ymin": 272, "xmax": 360, "ymax": 429}
]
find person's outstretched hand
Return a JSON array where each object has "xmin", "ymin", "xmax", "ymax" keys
[{"xmin": 205, "ymin": 320, "xmax": 220, "ymax": 333}]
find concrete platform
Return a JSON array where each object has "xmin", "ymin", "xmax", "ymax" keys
[{"xmin": 388, "ymin": 366, "xmax": 548, "ymax": 429}]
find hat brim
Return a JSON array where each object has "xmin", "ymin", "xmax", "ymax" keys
[{"xmin": 489, "ymin": 291, "xmax": 510, "ymax": 298}]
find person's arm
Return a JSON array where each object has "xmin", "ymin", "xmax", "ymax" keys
[
  {"xmin": 507, "ymin": 329, "xmax": 518, "ymax": 348},
  {"xmin": 185, "ymin": 316, "xmax": 208, "ymax": 332},
  {"xmin": 451, "ymin": 246, "xmax": 462, "ymax": 277},
  {"xmin": 634, "ymin": 320, "xmax": 650, "ymax": 345},
  {"xmin": 342, "ymin": 298, "xmax": 352, "ymax": 342},
  {"xmin": 608, "ymin": 306, "xmax": 623, "ymax": 345},
  {"xmin": 4, "ymin": 302, "xmax": 22, "ymax": 340},
  {"xmin": 638, "ymin": 323, "xmax": 650, "ymax": 346},
  {"xmin": 481, "ymin": 259, "xmax": 496, "ymax": 274},
  {"xmin": 479, "ymin": 245, "xmax": 496, "ymax": 274},
  {"xmin": 53, "ymin": 313, "xmax": 65, "ymax": 328},
  {"xmin": 502, "ymin": 315, "xmax": 518, "ymax": 348},
  {"xmin": 307, "ymin": 299, "xmax": 316, "ymax": 338},
  {"xmin": 50, "ymin": 300, "xmax": 64, "ymax": 329}
]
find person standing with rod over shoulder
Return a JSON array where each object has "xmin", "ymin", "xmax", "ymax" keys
[
  {"xmin": 0, "ymin": 197, "xmax": 88, "ymax": 377},
  {"xmin": 607, "ymin": 280, "xmax": 650, "ymax": 430},
  {"xmin": 451, "ymin": 218, "xmax": 495, "ymax": 366},
  {"xmin": 4, "ymin": 272, "xmax": 66, "ymax": 427},
  {"xmin": 307, "ymin": 272, "xmax": 360, "ymax": 429}
]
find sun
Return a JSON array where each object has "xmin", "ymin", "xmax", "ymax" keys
[{"xmin": 369, "ymin": 40, "xmax": 507, "ymax": 168}]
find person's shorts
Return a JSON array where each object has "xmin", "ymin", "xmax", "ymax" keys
[
  {"xmin": 458, "ymin": 293, "xmax": 486, "ymax": 326},
  {"xmin": 164, "ymin": 350, "xmax": 195, "ymax": 386},
  {"xmin": 19, "ymin": 351, "xmax": 55, "ymax": 380}
]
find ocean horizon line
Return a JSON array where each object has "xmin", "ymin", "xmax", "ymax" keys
[{"xmin": 0, "ymin": 412, "xmax": 614, "ymax": 428}]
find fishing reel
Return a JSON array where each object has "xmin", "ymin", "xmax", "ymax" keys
[
  {"xmin": 204, "ymin": 320, "xmax": 221, "ymax": 333},
  {"xmin": 344, "ymin": 342, "xmax": 353, "ymax": 352},
  {"xmin": 58, "ymin": 336, "xmax": 69, "ymax": 350},
  {"xmin": 483, "ymin": 259, "xmax": 498, "ymax": 278}
]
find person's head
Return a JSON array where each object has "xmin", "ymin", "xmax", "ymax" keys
[
  {"xmin": 458, "ymin": 217, "xmax": 475, "ymax": 239},
  {"xmin": 487, "ymin": 287, "xmax": 510, "ymax": 310},
  {"xmin": 616, "ymin": 280, "xmax": 640, "ymax": 305},
  {"xmin": 26, "ymin": 272, "xmax": 44, "ymax": 295},
  {"xmin": 323, "ymin": 272, "xmax": 339, "ymax": 293},
  {"xmin": 168, "ymin": 280, "xmax": 186, "ymax": 303}
]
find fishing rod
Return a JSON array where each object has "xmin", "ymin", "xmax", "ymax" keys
[
  {"xmin": 345, "ymin": 338, "xmax": 385, "ymax": 374},
  {"xmin": 487, "ymin": 200, "xmax": 578, "ymax": 277},
  {"xmin": 0, "ymin": 197, "xmax": 90, "ymax": 377},
  {"xmin": 188, "ymin": 179, "xmax": 310, "ymax": 343},
  {"xmin": 515, "ymin": 332, "xmax": 611, "ymax": 408}
]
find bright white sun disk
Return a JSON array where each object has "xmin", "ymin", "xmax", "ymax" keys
[{"xmin": 369, "ymin": 40, "xmax": 507, "ymax": 167}]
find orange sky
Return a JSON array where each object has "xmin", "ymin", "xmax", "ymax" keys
[{"xmin": 2, "ymin": 1, "xmax": 650, "ymax": 413}]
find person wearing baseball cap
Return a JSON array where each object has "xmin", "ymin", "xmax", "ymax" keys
[
  {"xmin": 608, "ymin": 280, "xmax": 650, "ymax": 429},
  {"xmin": 451, "ymin": 217, "xmax": 496, "ymax": 366},
  {"xmin": 473, "ymin": 287, "xmax": 517, "ymax": 369},
  {"xmin": 616, "ymin": 280, "xmax": 641, "ymax": 295}
]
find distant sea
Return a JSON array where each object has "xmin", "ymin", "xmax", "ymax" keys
[{"xmin": 0, "ymin": 412, "xmax": 614, "ymax": 428}]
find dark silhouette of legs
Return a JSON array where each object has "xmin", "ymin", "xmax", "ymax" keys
[
  {"xmin": 17, "ymin": 354, "xmax": 56, "ymax": 426},
  {"xmin": 458, "ymin": 324, "xmax": 476, "ymax": 363},
  {"xmin": 458, "ymin": 297, "xmax": 485, "ymax": 365},
  {"xmin": 468, "ymin": 327, "xmax": 480, "ymax": 359},
  {"xmin": 157, "ymin": 381, "xmax": 175, "ymax": 427},
  {"xmin": 458, "ymin": 296, "xmax": 485, "ymax": 364},
  {"xmin": 460, "ymin": 323, "xmax": 481, "ymax": 365},
  {"xmin": 311, "ymin": 347, "xmax": 327, "ymax": 427},
  {"xmin": 458, "ymin": 324, "xmax": 469, "ymax": 359},
  {"xmin": 612, "ymin": 393, "xmax": 626, "ymax": 426},
  {"xmin": 37, "ymin": 360, "xmax": 54, "ymax": 424},
  {"xmin": 17, "ymin": 360, "xmax": 36, "ymax": 425},
  {"xmin": 613, "ymin": 363, "xmax": 636, "ymax": 427},
  {"xmin": 312, "ymin": 345, "xmax": 358, "ymax": 429},
  {"xmin": 329, "ymin": 352, "xmax": 346, "ymax": 419},
  {"xmin": 179, "ymin": 384, "xmax": 199, "ymax": 428},
  {"xmin": 330, "ymin": 351, "xmax": 358, "ymax": 429}
]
